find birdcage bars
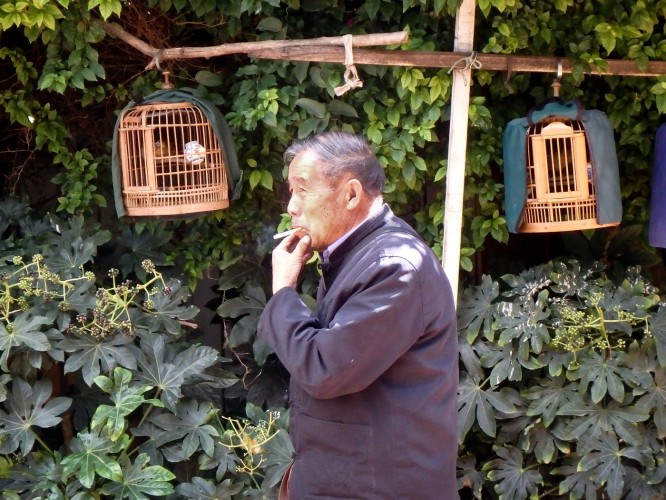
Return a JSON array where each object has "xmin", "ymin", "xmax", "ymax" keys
[
  {"xmin": 520, "ymin": 118, "xmax": 615, "ymax": 232},
  {"xmin": 118, "ymin": 101, "xmax": 229, "ymax": 217}
]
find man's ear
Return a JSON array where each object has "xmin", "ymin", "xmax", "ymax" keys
[{"xmin": 344, "ymin": 179, "xmax": 363, "ymax": 209}]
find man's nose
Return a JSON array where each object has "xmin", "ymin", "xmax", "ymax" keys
[{"xmin": 287, "ymin": 195, "xmax": 299, "ymax": 216}]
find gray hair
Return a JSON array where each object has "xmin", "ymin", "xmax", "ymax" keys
[{"xmin": 284, "ymin": 131, "xmax": 386, "ymax": 196}]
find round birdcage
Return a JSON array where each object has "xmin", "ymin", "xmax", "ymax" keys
[{"xmin": 118, "ymin": 101, "xmax": 229, "ymax": 217}]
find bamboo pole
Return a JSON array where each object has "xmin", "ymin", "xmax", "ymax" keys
[{"xmin": 442, "ymin": 0, "xmax": 476, "ymax": 307}]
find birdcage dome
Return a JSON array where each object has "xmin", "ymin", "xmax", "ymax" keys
[
  {"xmin": 503, "ymin": 99, "xmax": 622, "ymax": 234},
  {"xmin": 112, "ymin": 90, "xmax": 241, "ymax": 219}
]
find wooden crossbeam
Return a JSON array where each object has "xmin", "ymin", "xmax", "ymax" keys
[
  {"xmin": 249, "ymin": 47, "xmax": 666, "ymax": 77},
  {"xmin": 97, "ymin": 21, "xmax": 666, "ymax": 77}
]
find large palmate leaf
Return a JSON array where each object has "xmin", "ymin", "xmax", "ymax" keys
[
  {"xmin": 456, "ymin": 454, "xmax": 485, "ymax": 499},
  {"xmin": 483, "ymin": 446, "xmax": 543, "ymax": 499},
  {"xmin": 577, "ymin": 432, "xmax": 646, "ymax": 500},
  {"xmin": 175, "ymin": 477, "xmax": 244, "ymax": 500},
  {"xmin": 570, "ymin": 350, "xmax": 634, "ymax": 403},
  {"xmin": 43, "ymin": 216, "xmax": 110, "ymax": 277},
  {"xmin": 99, "ymin": 453, "xmax": 175, "ymax": 499},
  {"xmin": 650, "ymin": 306, "xmax": 666, "ymax": 366},
  {"xmin": 622, "ymin": 465, "xmax": 666, "ymax": 500},
  {"xmin": 522, "ymin": 375, "xmax": 584, "ymax": 427},
  {"xmin": 458, "ymin": 374, "xmax": 517, "ymax": 441},
  {"xmin": 495, "ymin": 290, "xmax": 551, "ymax": 356},
  {"xmin": 60, "ymin": 333, "xmax": 137, "ymax": 386},
  {"xmin": 259, "ymin": 428, "xmax": 295, "ymax": 490},
  {"xmin": 458, "ymin": 335, "xmax": 492, "ymax": 379},
  {"xmin": 137, "ymin": 279, "xmax": 199, "ymax": 335},
  {"xmin": 558, "ymin": 400, "xmax": 649, "ymax": 446},
  {"xmin": 481, "ymin": 342, "xmax": 543, "ymax": 386},
  {"xmin": 501, "ymin": 263, "xmax": 553, "ymax": 299},
  {"xmin": 457, "ymin": 274, "xmax": 499, "ymax": 343},
  {"xmin": 92, "ymin": 367, "xmax": 162, "ymax": 441},
  {"xmin": 553, "ymin": 462, "xmax": 597, "ymax": 500},
  {"xmin": 523, "ymin": 420, "xmax": 570, "ymax": 464},
  {"xmin": 217, "ymin": 283, "xmax": 267, "ymax": 348},
  {"xmin": 0, "ymin": 311, "xmax": 52, "ymax": 370},
  {"xmin": 61, "ymin": 429, "xmax": 127, "ymax": 488},
  {"xmin": 135, "ymin": 334, "xmax": 219, "ymax": 411},
  {"xmin": 634, "ymin": 366, "xmax": 666, "ymax": 437},
  {"xmin": 142, "ymin": 399, "xmax": 219, "ymax": 459},
  {"xmin": 116, "ymin": 224, "xmax": 172, "ymax": 280},
  {"xmin": 0, "ymin": 378, "xmax": 71, "ymax": 455}
]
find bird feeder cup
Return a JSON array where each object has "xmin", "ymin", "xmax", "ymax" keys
[
  {"xmin": 521, "ymin": 117, "xmax": 617, "ymax": 233},
  {"xmin": 118, "ymin": 101, "xmax": 229, "ymax": 217}
]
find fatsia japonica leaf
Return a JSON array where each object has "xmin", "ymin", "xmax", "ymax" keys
[
  {"xmin": 495, "ymin": 290, "xmax": 551, "ymax": 355},
  {"xmin": 138, "ymin": 280, "xmax": 198, "ymax": 335},
  {"xmin": 143, "ymin": 399, "xmax": 219, "ymax": 458},
  {"xmin": 569, "ymin": 350, "xmax": 633, "ymax": 403},
  {"xmin": 260, "ymin": 428, "xmax": 296, "ymax": 489},
  {"xmin": 500, "ymin": 262, "xmax": 553, "ymax": 299},
  {"xmin": 558, "ymin": 399, "xmax": 649, "ymax": 446},
  {"xmin": 522, "ymin": 420, "xmax": 568, "ymax": 464},
  {"xmin": 0, "ymin": 378, "xmax": 71, "ymax": 454},
  {"xmin": 483, "ymin": 446, "xmax": 543, "ymax": 499},
  {"xmin": 456, "ymin": 454, "xmax": 485, "ymax": 499},
  {"xmin": 576, "ymin": 432, "xmax": 642, "ymax": 500},
  {"xmin": 175, "ymin": 477, "xmax": 244, "ymax": 500},
  {"xmin": 458, "ymin": 335, "xmax": 492, "ymax": 379},
  {"xmin": 634, "ymin": 365, "xmax": 666, "ymax": 438},
  {"xmin": 98, "ymin": 453, "xmax": 175, "ymax": 499},
  {"xmin": 481, "ymin": 342, "xmax": 542, "ymax": 386},
  {"xmin": 552, "ymin": 462, "xmax": 597, "ymax": 500},
  {"xmin": 457, "ymin": 374, "xmax": 517, "ymax": 441},
  {"xmin": 61, "ymin": 429, "xmax": 128, "ymax": 488},
  {"xmin": 59, "ymin": 333, "xmax": 137, "ymax": 386},
  {"xmin": 650, "ymin": 305, "xmax": 666, "ymax": 366},
  {"xmin": 92, "ymin": 367, "xmax": 162, "ymax": 441},
  {"xmin": 522, "ymin": 375, "xmax": 584, "ymax": 427},
  {"xmin": 0, "ymin": 311, "xmax": 51, "ymax": 371},
  {"xmin": 457, "ymin": 274, "xmax": 499, "ymax": 343},
  {"xmin": 135, "ymin": 333, "xmax": 219, "ymax": 412},
  {"xmin": 622, "ymin": 465, "xmax": 666, "ymax": 500}
]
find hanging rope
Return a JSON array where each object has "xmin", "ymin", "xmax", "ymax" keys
[
  {"xmin": 334, "ymin": 34, "xmax": 364, "ymax": 96},
  {"xmin": 447, "ymin": 51, "xmax": 482, "ymax": 86}
]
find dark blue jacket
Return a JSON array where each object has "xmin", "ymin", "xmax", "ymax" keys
[{"xmin": 259, "ymin": 205, "xmax": 459, "ymax": 499}]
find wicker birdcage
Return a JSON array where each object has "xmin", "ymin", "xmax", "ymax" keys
[
  {"xmin": 521, "ymin": 117, "xmax": 618, "ymax": 233},
  {"xmin": 118, "ymin": 101, "xmax": 229, "ymax": 217}
]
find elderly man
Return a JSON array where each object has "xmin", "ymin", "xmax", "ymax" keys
[{"xmin": 258, "ymin": 131, "xmax": 458, "ymax": 499}]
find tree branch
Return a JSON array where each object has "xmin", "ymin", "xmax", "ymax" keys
[{"xmin": 94, "ymin": 20, "xmax": 409, "ymax": 70}]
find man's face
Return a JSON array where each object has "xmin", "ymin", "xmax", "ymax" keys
[{"xmin": 286, "ymin": 150, "xmax": 354, "ymax": 252}]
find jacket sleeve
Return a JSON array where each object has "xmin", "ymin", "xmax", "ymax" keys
[{"xmin": 258, "ymin": 254, "xmax": 443, "ymax": 400}]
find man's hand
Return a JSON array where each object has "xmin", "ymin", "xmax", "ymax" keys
[{"xmin": 271, "ymin": 232, "xmax": 313, "ymax": 294}]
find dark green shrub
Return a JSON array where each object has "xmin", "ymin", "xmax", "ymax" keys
[
  {"xmin": 0, "ymin": 200, "xmax": 292, "ymax": 499},
  {"xmin": 457, "ymin": 258, "xmax": 666, "ymax": 499}
]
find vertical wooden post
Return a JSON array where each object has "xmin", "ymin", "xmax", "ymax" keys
[{"xmin": 442, "ymin": 0, "xmax": 476, "ymax": 306}]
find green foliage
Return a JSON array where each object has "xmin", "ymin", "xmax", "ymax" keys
[
  {"xmin": 457, "ymin": 258, "xmax": 666, "ymax": 499},
  {"xmin": 2, "ymin": 0, "xmax": 666, "ymax": 497},
  {"xmin": 0, "ymin": 201, "xmax": 291, "ymax": 498}
]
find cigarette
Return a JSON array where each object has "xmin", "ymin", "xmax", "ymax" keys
[{"xmin": 273, "ymin": 228, "xmax": 301, "ymax": 240}]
